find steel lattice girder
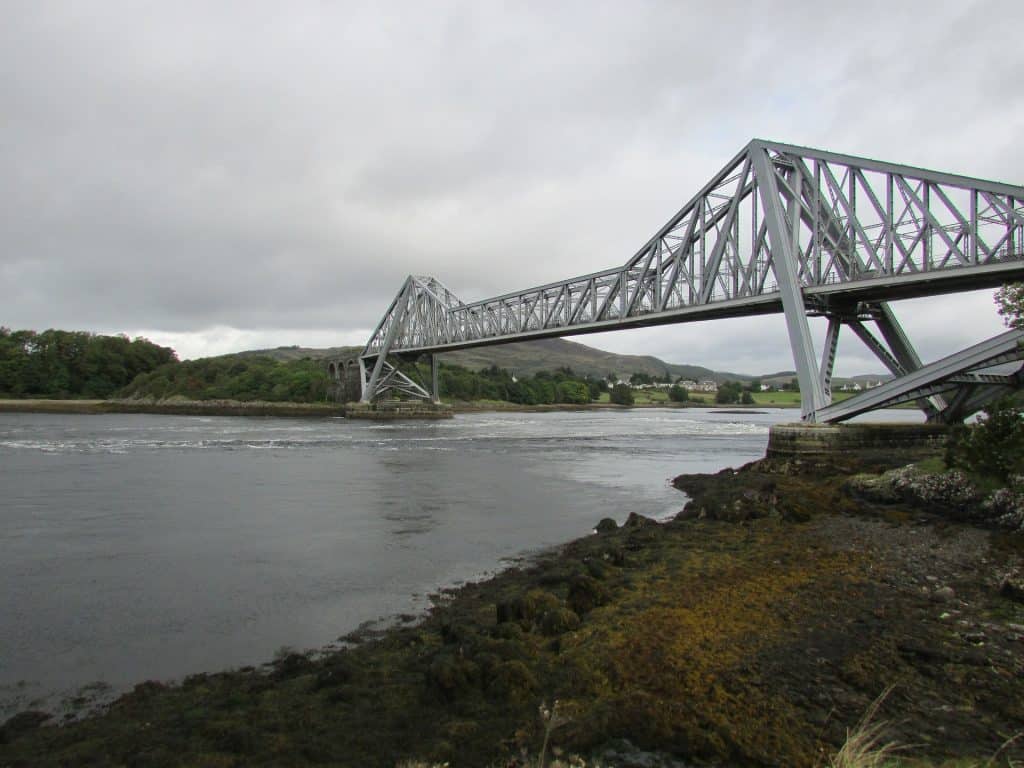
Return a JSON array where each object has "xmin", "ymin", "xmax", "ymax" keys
[
  {"xmin": 814, "ymin": 329, "xmax": 1024, "ymax": 422},
  {"xmin": 360, "ymin": 139, "xmax": 1024, "ymax": 416}
]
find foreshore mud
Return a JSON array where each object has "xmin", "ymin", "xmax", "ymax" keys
[{"xmin": 2, "ymin": 453, "xmax": 1022, "ymax": 767}]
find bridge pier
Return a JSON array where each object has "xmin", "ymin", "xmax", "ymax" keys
[{"xmin": 766, "ymin": 422, "xmax": 948, "ymax": 460}]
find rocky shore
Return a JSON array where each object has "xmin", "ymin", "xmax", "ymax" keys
[{"xmin": 2, "ymin": 452, "xmax": 1022, "ymax": 767}]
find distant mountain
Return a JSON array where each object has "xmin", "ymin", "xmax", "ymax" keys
[
  {"xmin": 223, "ymin": 339, "xmax": 891, "ymax": 386},
  {"xmin": 439, "ymin": 338, "xmax": 755, "ymax": 383},
  {"xmin": 759, "ymin": 370, "xmax": 892, "ymax": 388},
  {"xmin": 227, "ymin": 345, "xmax": 363, "ymax": 362},
  {"xmin": 228, "ymin": 338, "xmax": 753, "ymax": 383}
]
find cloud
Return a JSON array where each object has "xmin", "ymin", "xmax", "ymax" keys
[{"xmin": 2, "ymin": 0, "xmax": 1021, "ymax": 374}]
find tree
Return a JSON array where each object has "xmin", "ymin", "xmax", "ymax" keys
[
  {"xmin": 668, "ymin": 384, "xmax": 689, "ymax": 402},
  {"xmin": 715, "ymin": 380, "xmax": 743, "ymax": 404},
  {"xmin": 741, "ymin": 390, "xmax": 755, "ymax": 404},
  {"xmin": 609, "ymin": 383, "xmax": 634, "ymax": 406},
  {"xmin": 629, "ymin": 372, "xmax": 653, "ymax": 386},
  {"xmin": 0, "ymin": 328, "xmax": 175, "ymax": 399},
  {"xmin": 585, "ymin": 378, "xmax": 605, "ymax": 401},
  {"xmin": 946, "ymin": 397, "xmax": 1024, "ymax": 481},
  {"xmin": 995, "ymin": 283, "xmax": 1024, "ymax": 329},
  {"xmin": 556, "ymin": 381, "xmax": 590, "ymax": 404}
]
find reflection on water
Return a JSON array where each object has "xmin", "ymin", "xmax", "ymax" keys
[{"xmin": 0, "ymin": 407, "xmax": 920, "ymax": 712}]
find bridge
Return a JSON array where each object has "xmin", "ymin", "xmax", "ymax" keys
[{"xmin": 357, "ymin": 139, "xmax": 1024, "ymax": 422}]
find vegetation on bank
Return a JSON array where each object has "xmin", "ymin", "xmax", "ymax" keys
[
  {"xmin": 0, "ymin": 328, "xmax": 176, "ymax": 399},
  {"xmin": 120, "ymin": 355, "xmax": 334, "ymax": 403},
  {"xmin": 0, "ymin": 327, "xmax": 857, "ymax": 411},
  {"xmin": 436, "ymin": 364, "xmax": 605, "ymax": 405}
]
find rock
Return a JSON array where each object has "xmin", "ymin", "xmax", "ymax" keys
[
  {"xmin": 623, "ymin": 512, "xmax": 656, "ymax": 528},
  {"xmin": 595, "ymin": 517, "xmax": 618, "ymax": 533},
  {"xmin": 848, "ymin": 465, "xmax": 982, "ymax": 517},
  {"xmin": 593, "ymin": 738, "xmax": 693, "ymax": 767},
  {"xmin": 981, "ymin": 487, "xmax": 1024, "ymax": 531},
  {"xmin": 932, "ymin": 586, "xmax": 957, "ymax": 603},
  {"xmin": 0, "ymin": 711, "xmax": 52, "ymax": 744},
  {"xmin": 999, "ymin": 571, "xmax": 1024, "ymax": 603}
]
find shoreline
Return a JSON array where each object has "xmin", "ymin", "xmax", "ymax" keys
[
  {"xmin": 0, "ymin": 397, "xmax": 794, "ymax": 417},
  {"xmin": 3, "ymin": 451, "xmax": 1021, "ymax": 766},
  {"xmin": 0, "ymin": 398, "xmax": 348, "ymax": 417}
]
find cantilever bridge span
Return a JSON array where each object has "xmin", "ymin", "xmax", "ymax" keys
[{"xmin": 359, "ymin": 139, "xmax": 1024, "ymax": 423}]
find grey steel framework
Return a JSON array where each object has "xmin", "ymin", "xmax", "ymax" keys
[{"xmin": 361, "ymin": 139, "xmax": 1024, "ymax": 422}]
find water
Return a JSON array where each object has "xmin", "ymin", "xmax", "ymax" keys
[{"xmin": 0, "ymin": 407, "xmax": 916, "ymax": 712}]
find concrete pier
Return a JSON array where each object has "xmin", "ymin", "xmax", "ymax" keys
[
  {"xmin": 344, "ymin": 400, "xmax": 453, "ymax": 420},
  {"xmin": 767, "ymin": 422, "xmax": 948, "ymax": 459}
]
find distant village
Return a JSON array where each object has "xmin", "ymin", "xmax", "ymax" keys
[{"xmin": 609, "ymin": 376, "xmax": 889, "ymax": 393}]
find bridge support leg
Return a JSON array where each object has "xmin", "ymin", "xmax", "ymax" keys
[
  {"xmin": 848, "ymin": 303, "xmax": 947, "ymax": 421},
  {"xmin": 430, "ymin": 354, "xmax": 440, "ymax": 404},
  {"xmin": 818, "ymin": 317, "xmax": 841, "ymax": 402},
  {"xmin": 358, "ymin": 356, "xmax": 368, "ymax": 402},
  {"xmin": 750, "ymin": 145, "xmax": 829, "ymax": 421},
  {"xmin": 361, "ymin": 277, "xmax": 413, "ymax": 403},
  {"xmin": 874, "ymin": 303, "xmax": 947, "ymax": 419}
]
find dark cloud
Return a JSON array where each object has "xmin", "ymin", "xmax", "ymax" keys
[{"xmin": 1, "ymin": 1, "xmax": 1021, "ymax": 367}]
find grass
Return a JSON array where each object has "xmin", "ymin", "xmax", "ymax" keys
[
  {"xmin": 828, "ymin": 688, "xmax": 900, "ymax": 768},
  {"xmin": 826, "ymin": 688, "xmax": 1022, "ymax": 768}
]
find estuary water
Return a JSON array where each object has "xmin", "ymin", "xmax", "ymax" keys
[{"xmin": 0, "ymin": 407, "xmax": 914, "ymax": 713}]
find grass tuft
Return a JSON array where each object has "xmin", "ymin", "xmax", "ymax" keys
[{"xmin": 828, "ymin": 687, "xmax": 901, "ymax": 768}]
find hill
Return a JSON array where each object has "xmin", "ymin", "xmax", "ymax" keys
[
  {"xmin": 231, "ymin": 338, "xmax": 755, "ymax": 384},
  {"xmin": 221, "ymin": 339, "xmax": 895, "ymax": 387}
]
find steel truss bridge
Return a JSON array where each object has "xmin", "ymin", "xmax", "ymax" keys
[{"xmin": 360, "ymin": 139, "xmax": 1024, "ymax": 423}]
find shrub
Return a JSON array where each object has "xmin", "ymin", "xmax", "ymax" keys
[
  {"xmin": 946, "ymin": 398, "xmax": 1024, "ymax": 482},
  {"xmin": 609, "ymin": 384, "xmax": 634, "ymax": 406}
]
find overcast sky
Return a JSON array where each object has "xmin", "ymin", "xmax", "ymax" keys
[{"xmin": 2, "ymin": 1, "xmax": 1022, "ymax": 375}]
